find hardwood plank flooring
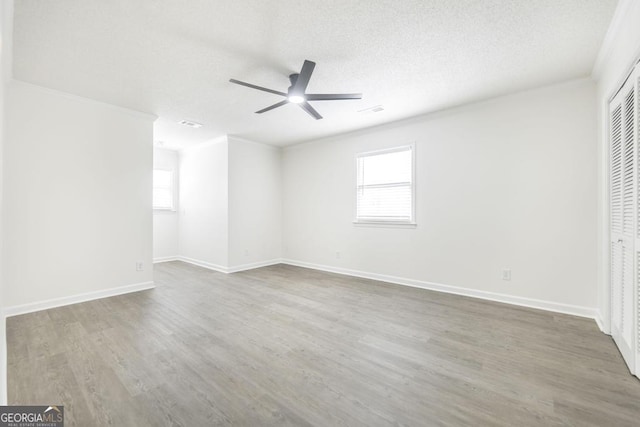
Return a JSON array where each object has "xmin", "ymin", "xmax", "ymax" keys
[{"xmin": 7, "ymin": 261, "xmax": 640, "ymax": 426}]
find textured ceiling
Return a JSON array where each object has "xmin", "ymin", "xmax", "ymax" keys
[{"xmin": 13, "ymin": 0, "xmax": 617, "ymax": 148}]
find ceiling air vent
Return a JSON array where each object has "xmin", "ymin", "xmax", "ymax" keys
[{"xmin": 179, "ymin": 120, "xmax": 203, "ymax": 128}]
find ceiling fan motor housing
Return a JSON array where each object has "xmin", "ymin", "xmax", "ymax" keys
[{"xmin": 288, "ymin": 73, "xmax": 300, "ymax": 95}]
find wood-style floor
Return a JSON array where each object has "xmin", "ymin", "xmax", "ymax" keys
[{"xmin": 7, "ymin": 261, "xmax": 640, "ymax": 426}]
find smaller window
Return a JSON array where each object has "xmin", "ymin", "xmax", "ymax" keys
[
  {"xmin": 355, "ymin": 145, "xmax": 415, "ymax": 225},
  {"xmin": 153, "ymin": 169, "xmax": 174, "ymax": 210}
]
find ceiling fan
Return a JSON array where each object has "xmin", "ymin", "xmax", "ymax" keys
[{"xmin": 229, "ymin": 60, "xmax": 362, "ymax": 120}]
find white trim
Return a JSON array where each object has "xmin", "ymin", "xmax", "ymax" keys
[
  {"xmin": 227, "ymin": 259, "xmax": 282, "ymax": 273},
  {"xmin": 353, "ymin": 221, "xmax": 417, "ymax": 229},
  {"xmin": 3, "ymin": 281, "xmax": 155, "ymax": 318},
  {"xmin": 176, "ymin": 256, "xmax": 229, "ymax": 273},
  {"xmin": 592, "ymin": 0, "xmax": 635, "ymax": 79},
  {"xmin": 356, "ymin": 144, "xmax": 413, "ymax": 158},
  {"xmin": 173, "ymin": 256, "xmax": 281, "ymax": 274},
  {"xmin": 606, "ymin": 57, "xmax": 640, "ymax": 104},
  {"xmin": 595, "ymin": 310, "xmax": 608, "ymax": 334},
  {"xmin": 153, "ymin": 256, "xmax": 179, "ymax": 264},
  {"xmin": 281, "ymin": 259, "xmax": 597, "ymax": 319},
  {"xmin": 8, "ymin": 80, "xmax": 157, "ymax": 121},
  {"xmin": 599, "ymin": 93, "xmax": 613, "ymax": 335}
]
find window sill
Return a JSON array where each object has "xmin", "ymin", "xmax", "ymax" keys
[
  {"xmin": 353, "ymin": 221, "xmax": 417, "ymax": 229},
  {"xmin": 153, "ymin": 208, "xmax": 177, "ymax": 213}
]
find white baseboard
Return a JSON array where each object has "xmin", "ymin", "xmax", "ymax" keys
[
  {"xmin": 281, "ymin": 259, "xmax": 597, "ymax": 319},
  {"xmin": 3, "ymin": 281, "xmax": 156, "ymax": 318},
  {"xmin": 176, "ymin": 256, "xmax": 229, "ymax": 273},
  {"xmin": 595, "ymin": 310, "xmax": 610, "ymax": 334},
  {"xmin": 595, "ymin": 313, "xmax": 605, "ymax": 333},
  {"xmin": 153, "ymin": 256, "xmax": 179, "ymax": 263},
  {"xmin": 173, "ymin": 256, "xmax": 281, "ymax": 274},
  {"xmin": 228, "ymin": 259, "xmax": 282, "ymax": 273}
]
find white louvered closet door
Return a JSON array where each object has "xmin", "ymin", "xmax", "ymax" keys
[{"xmin": 610, "ymin": 65, "xmax": 639, "ymax": 375}]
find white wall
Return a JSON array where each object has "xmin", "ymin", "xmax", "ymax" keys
[
  {"xmin": 283, "ymin": 79, "xmax": 598, "ymax": 314},
  {"xmin": 0, "ymin": 0, "xmax": 10, "ymax": 407},
  {"xmin": 172, "ymin": 136, "xmax": 281, "ymax": 272},
  {"xmin": 153, "ymin": 147, "xmax": 179, "ymax": 261},
  {"xmin": 178, "ymin": 138, "xmax": 229, "ymax": 269},
  {"xmin": 593, "ymin": 0, "xmax": 640, "ymax": 331},
  {"xmin": 0, "ymin": 72, "xmax": 4, "ymax": 401},
  {"xmin": 228, "ymin": 137, "xmax": 282, "ymax": 270},
  {"xmin": 2, "ymin": 81, "xmax": 155, "ymax": 309}
]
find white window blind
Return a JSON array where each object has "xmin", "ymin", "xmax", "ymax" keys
[
  {"xmin": 356, "ymin": 145, "xmax": 414, "ymax": 223},
  {"xmin": 153, "ymin": 169, "xmax": 174, "ymax": 210}
]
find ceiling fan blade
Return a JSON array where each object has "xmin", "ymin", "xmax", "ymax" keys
[
  {"xmin": 229, "ymin": 79, "xmax": 286, "ymax": 96},
  {"xmin": 291, "ymin": 60, "xmax": 316, "ymax": 94},
  {"xmin": 299, "ymin": 101, "xmax": 323, "ymax": 120},
  {"xmin": 255, "ymin": 100, "xmax": 289, "ymax": 114},
  {"xmin": 306, "ymin": 93, "xmax": 363, "ymax": 101}
]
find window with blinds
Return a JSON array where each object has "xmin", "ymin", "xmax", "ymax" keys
[
  {"xmin": 153, "ymin": 169, "xmax": 174, "ymax": 210},
  {"xmin": 355, "ymin": 145, "xmax": 415, "ymax": 224}
]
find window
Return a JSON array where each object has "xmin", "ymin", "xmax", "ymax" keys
[
  {"xmin": 153, "ymin": 169, "xmax": 174, "ymax": 210},
  {"xmin": 356, "ymin": 145, "xmax": 415, "ymax": 225}
]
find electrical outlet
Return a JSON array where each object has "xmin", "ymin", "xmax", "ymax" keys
[
  {"xmin": 502, "ymin": 268, "xmax": 511, "ymax": 281},
  {"xmin": 244, "ymin": 249, "xmax": 249, "ymax": 256},
  {"xmin": 136, "ymin": 261, "xmax": 144, "ymax": 271},
  {"xmin": 336, "ymin": 251, "xmax": 341, "ymax": 259}
]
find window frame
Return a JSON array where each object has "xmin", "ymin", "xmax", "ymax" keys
[
  {"xmin": 153, "ymin": 169, "xmax": 175, "ymax": 211},
  {"xmin": 353, "ymin": 144, "xmax": 416, "ymax": 228}
]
